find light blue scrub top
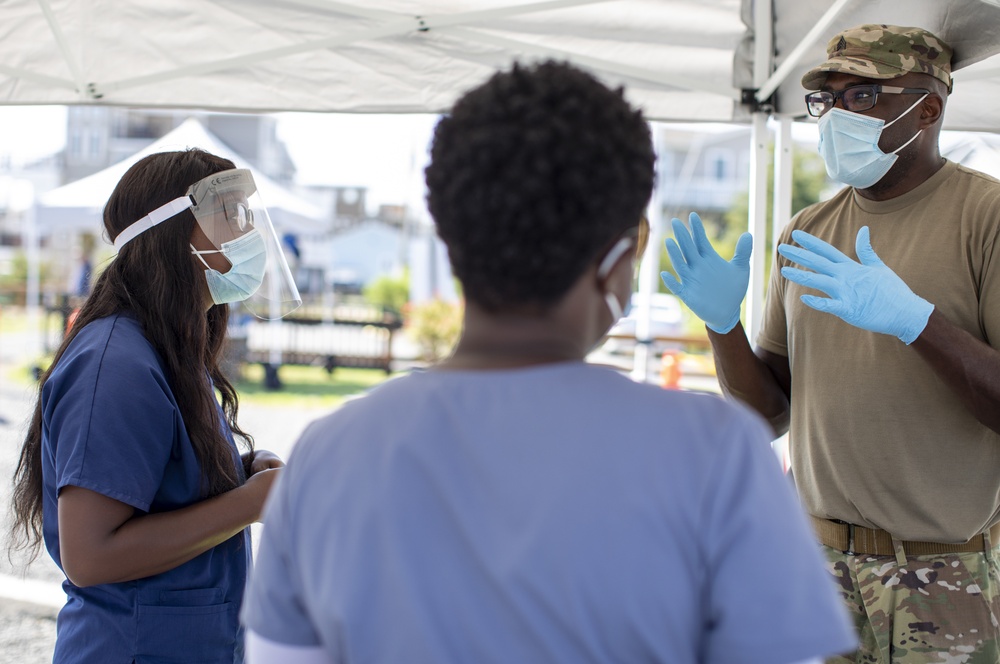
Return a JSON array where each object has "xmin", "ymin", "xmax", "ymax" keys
[
  {"xmin": 41, "ymin": 313, "xmax": 250, "ymax": 664},
  {"xmin": 243, "ymin": 363, "xmax": 856, "ymax": 663}
]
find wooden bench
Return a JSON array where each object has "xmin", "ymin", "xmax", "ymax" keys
[{"xmin": 240, "ymin": 316, "xmax": 402, "ymax": 376}]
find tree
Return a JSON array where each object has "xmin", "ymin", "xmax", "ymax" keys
[
  {"xmin": 363, "ymin": 269, "xmax": 410, "ymax": 316},
  {"xmin": 720, "ymin": 144, "xmax": 828, "ymax": 262},
  {"xmin": 661, "ymin": 142, "xmax": 828, "ymax": 291}
]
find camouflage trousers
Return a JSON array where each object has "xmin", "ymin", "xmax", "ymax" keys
[{"xmin": 823, "ymin": 544, "xmax": 1000, "ymax": 664}]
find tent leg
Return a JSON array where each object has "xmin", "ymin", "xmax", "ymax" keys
[
  {"xmin": 772, "ymin": 116, "xmax": 794, "ymax": 251},
  {"xmin": 632, "ymin": 121, "xmax": 667, "ymax": 385},
  {"xmin": 745, "ymin": 113, "xmax": 770, "ymax": 343}
]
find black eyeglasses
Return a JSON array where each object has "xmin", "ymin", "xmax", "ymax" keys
[{"xmin": 804, "ymin": 84, "xmax": 929, "ymax": 118}]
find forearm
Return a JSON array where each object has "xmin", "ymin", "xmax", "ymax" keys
[
  {"xmin": 910, "ymin": 309, "xmax": 1000, "ymax": 434},
  {"xmin": 709, "ymin": 323, "xmax": 791, "ymax": 436},
  {"xmin": 62, "ymin": 485, "xmax": 257, "ymax": 587}
]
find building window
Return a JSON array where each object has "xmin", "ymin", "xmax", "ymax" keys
[
  {"xmin": 88, "ymin": 132, "xmax": 102, "ymax": 158},
  {"xmin": 705, "ymin": 148, "xmax": 734, "ymax": 182}
]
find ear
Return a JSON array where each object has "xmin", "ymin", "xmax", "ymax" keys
[{"xmin": 918, "ymin": 93, "xmax": 944, "ymax": 129}]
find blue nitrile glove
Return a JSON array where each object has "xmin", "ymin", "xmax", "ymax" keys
[
  {"xmin": 777, "ymin": 226, "xmax": 934, "ymax": 344},
  {"xmin": 660, "ymin": 212, "xmax": 753, "ymax": 334}
]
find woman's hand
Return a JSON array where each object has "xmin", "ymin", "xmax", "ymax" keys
[
  {"xmin": 243, "ymin": 467, "xmax": 282, "ymax": 523},
  {"xmin": 249, "ymin": 449, "xmax": 285, "ymax": 474},
  {"xmin": 242, "ymin": 449, "xmax": 285, "ymax": 478}
]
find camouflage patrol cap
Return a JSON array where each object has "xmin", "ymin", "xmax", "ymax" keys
[{"xmin": 802, "ymin": 24, "xmax": 953, "ymax": 92}]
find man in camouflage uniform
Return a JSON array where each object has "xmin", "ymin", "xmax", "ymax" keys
[{"xmin": 660, "ymin": 24, "xmax": 1000, "ymax": 663}]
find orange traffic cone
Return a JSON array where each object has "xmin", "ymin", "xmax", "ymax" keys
[{"xmin": 660, "ymin": 349, "xmax": 682, "ymax": 389}]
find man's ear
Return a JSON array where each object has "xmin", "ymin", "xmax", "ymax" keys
[{"xmin": 919, "ymin": 93, "xmax": 945, "ymax": 129}]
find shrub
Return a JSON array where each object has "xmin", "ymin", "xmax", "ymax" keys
[{"xmin": 406, "ymin": 299, "xmax": 462, "ymax": 362}]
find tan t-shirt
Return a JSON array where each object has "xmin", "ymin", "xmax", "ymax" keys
[{"xmin": 758, "ymin": 161, "xmax": 1000, "ymax": 542}]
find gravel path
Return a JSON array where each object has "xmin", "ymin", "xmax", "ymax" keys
[{"xmin": 0, "ymin": 600, "xmax": 56, "ymax": 664}]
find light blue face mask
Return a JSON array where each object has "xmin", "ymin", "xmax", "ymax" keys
[
  {"xmin": 191, "ymin": 229, "xmax": 267, "ymax": 304},
  {"xmin": 817, "ymin": 93, "xmax": 927, "ymax": 189}
]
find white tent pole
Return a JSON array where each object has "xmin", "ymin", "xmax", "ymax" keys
[
  {"xmin": 772, "ymin": 116, "xmax": 794, "ymax": 251},
  {"xmin": 747, "ymin": 115, "xmax": 769, "ymax": 343},
  {"xmin": 631, "ymin": 122, "xmax": 666, "ymax": 384},
  {"xmin": 755, "ymin": 0, "xmax": 853, "ymax": 103},
  {"xmin": 24, "ymin": 192, "xmax": 41, "ymax": 362},
  {"xmin": 746, "ymin": 0, "xmax": 772, "ymax": 343}
]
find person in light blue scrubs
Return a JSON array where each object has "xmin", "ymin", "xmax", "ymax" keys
[
  {"xmin": 9, "ymin": 148, "xmax": 301, "ymax": 663},
  {"xmin": 242, "ymin": 61, "xmax": 857, "ymax": 664}
]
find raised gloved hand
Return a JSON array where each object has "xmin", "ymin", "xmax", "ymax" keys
[
  {"xmin": 777, "ymin": 226, "xmax": 934, "ymax": 344},
  {"xmin": 660, "ymin": 212, "xmax": 752, "ymax": 334}
]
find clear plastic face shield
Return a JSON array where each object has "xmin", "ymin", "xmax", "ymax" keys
[{"xmin": 114, "ymin": 168, "xmax": 301, "ymax": 319}]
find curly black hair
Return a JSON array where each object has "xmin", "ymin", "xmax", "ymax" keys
[{"xmin": 425, "ymin": 60, "xmax": 655, "ymax": 311}]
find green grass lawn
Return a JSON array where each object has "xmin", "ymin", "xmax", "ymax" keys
[
  {"xmin": 235, "ymin": 364, "xmax": 397, "ymax": 408},
  {"xmin": 5, "ymin": 359, "xmax": 396, "ymax": 409},
  {"xmin": 1, "ymin": 306, "xmax": 400, "ymax": 408}
]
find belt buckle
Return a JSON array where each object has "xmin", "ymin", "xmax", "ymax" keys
[{"xmin": 846, "ymin": 523, "xmax": 855, "ymax": 556}]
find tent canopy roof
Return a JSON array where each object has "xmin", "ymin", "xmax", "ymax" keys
[
  {"xmin": 36, "ymin": 118, "xmax": 327, "ymax": 235},
  {"xmin": 3, "ymin": 1, "xmax": 1000, "ymax": 130}
]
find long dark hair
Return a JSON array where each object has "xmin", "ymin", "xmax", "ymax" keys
[{"xmin": 9, "ymin": 149, "xmax": 254, "ymax": 560}]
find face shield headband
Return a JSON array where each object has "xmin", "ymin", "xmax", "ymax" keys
[{"xmin": 113, "ymin": 168, "xmax": 301, "ymax": 319}]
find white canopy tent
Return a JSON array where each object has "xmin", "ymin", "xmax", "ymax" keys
[
  {"xmin": 36, "ymin": 118, "xmax": 326, "ymax": 236},
  {"xmin": 4, "ymin": 0, "xmax": 1000, "ymax": 374},
  {"xmin": 2, "ymin": 1, "xmax": 998, "ymax": 127}
]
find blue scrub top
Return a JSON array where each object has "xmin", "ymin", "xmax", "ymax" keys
[{"xmin": 41, "ymin": 313, "xmax": 250, "ymax": 664}]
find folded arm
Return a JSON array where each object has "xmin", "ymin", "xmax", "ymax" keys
[{"xmin": 58, "ymin": 466, "xmax": 280, "ymax": 587}]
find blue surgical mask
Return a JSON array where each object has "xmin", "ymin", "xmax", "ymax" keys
[
  {"xmin": 817, "ymin": 94, "xmax": 927, "ymax": 189},
  {"xmin": 191, "ymin": 229, "xmax": 267, "ymax": 304}
]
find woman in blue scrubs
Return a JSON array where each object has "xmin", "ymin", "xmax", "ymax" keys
[{"xmin": 8, "ymin": 149, "xmax": 299, "ymax": 663}]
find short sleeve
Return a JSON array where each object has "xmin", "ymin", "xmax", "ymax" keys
[
  {"xmin": 241, "ymin": 460, "xmax": 323, "ymax": 648},
  {"xmin": 978, "ymin": 195, "xmax": 1000, "ymax": 348},
  {"xmin": 45, "ymin": 318, "xmax": 178, "ymax": 511},
  {"xmin": 701, "ymin": 410, "xmax": 857, "ymax": 663}
]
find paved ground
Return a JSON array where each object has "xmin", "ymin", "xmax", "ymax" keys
[
  {"xmin": 0, "ymin": 336, "xmax": 60, "ymax": 663},
  {"xmin": 0, "ymin": 599, "xmax": 56, "ymax": 664}
]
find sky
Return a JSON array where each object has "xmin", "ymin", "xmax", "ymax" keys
[
  {"xmin": 274, "ymin": 111, "xmax": 439, "ymax": 214},
  {"xmin": 0, "ymin": 106, "xmax": 68, "ymax": 167},
  {"xmin": 275, "ymin": 112, "xmax": 438, "ymax": 186}
]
